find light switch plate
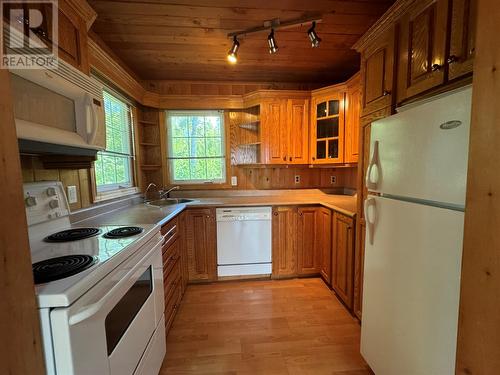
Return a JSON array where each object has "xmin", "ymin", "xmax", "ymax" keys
[
  {"xmin": 330, "ymin": 176, "xmax": 337, "ymax": 184},
  {"xmin": 231, "ymin": 176, "xmax": 238, "ymax": 186},
  {"xmin": 67, "ymin": 186, "xmax": 78, "ymax": 204}
]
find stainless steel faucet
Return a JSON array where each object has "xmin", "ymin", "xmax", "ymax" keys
[
  {"xmin": 144, "ymin": 183, "xmax": 158, "ymax": 202},
  {"xmin": 160, "ymin": 186, "xmax": 180, "ymax": 199}
]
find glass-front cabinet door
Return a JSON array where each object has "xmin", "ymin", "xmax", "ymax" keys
[{"xmin": 311, "ymin": 91, "xmax": 345, "ymax": 164}]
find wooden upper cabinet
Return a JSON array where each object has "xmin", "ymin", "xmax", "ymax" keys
[
  {"xmin": 297, "ymin": 207, "xmax": 320, "ymax": 275},
  {"xmin": 310, "ymin": 90, "xmax": 345, "ymax": 164},
  {"xmin": 318, "ymin": 207, "xmax": 333, "ymax": 284},
  {"xmin": 262, "ymin": 99, "xmax": 287, "ymax": 164},
  {"xmin": 287, "ymin": 99, "xmax": 309, "ymax": 164},
  {"xmin": 184, "ymin": 208, "xmax": 217, "ymax": 282},
  {"xmin": 361, "ymin": 27, "xmax": 396, "ymax": 116},
  {"xmin": 57, "ymin": 0, "xmax": 90, "ymax": 73},
  {"xmin": 262, "ymin": 97, "xmax": 309, "ymax": 164},
  {"xmin": 332, "ymin": 212, "xmax": 355, "ymax": 309},
  {"xmin": 272, "ymin": 206, "xmax": 298, "ymax": 278},
  {"xmin": 345, "ymin": 75, "xmax": 361, "ymax": 164},
  {"xmin": 448, "ymin": 0, "xmax": 477, "ymax": 80},
  {"xmin": 397, "ymin": 0, "xmax": 449, "ymax": 102}
]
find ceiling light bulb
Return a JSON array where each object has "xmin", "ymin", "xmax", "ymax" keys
[
  {"xmin": 267, "ymin": 29, "xmax": 278, "ymax": 54},
  {"xmin": 227, "ymin": 36, "xmax": 240, "ymax": 64},
  {"xmin": 307, "ymin": 21, "xmax": 321, "ymax": 48}
]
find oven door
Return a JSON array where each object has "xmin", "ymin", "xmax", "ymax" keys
[{"xmin": 50, "ymin": 233, "xmax": 164, "ymax": 375}]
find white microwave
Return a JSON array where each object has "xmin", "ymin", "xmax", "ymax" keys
[{"xmin": 10, "ymin": 60, "xmax": 106, "ymax": 151}]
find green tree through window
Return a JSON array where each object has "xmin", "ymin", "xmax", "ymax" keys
[
  {"xmin": 94, "ymin": 91, "xmax": 134, "ymax": 192},
  {"xmin": 167, "ymin": 111, "xmax": 226, "ymax": 184}
]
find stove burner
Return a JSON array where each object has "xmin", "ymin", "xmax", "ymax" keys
[
  {"xmin": 103, "ymin": 226, "xmax": 144, "ymax": 239},
  {"xmin": 33, "ymin": 255, "xmax": 97, "ymax": 284},
  {"xmin": 45, "ymin": 228, "xmax": 101, "ymax": 242}
]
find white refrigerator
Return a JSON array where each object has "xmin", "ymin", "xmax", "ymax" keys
[{"xmin": 360, "ymin": 86, "xmax": 472, "ymax": 375}]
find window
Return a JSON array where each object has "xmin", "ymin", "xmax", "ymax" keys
[
  {"xmin": 166, "ymin": 110, "xmax": 226, "ymax": 184},
  {"xmin": 95, "ymin": 91, "xmax": 135, "ymax": 192}
]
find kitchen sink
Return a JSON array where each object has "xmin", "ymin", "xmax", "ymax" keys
[{"xmin": 146, "ymin": 198, "xmax": 194, "ymax": 207}]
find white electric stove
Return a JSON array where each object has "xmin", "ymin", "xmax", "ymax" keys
[{"xmin": 24, "ymin": 181, "xmax": 166, "ymax": 375}]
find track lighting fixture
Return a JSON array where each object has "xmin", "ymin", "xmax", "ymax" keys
[
  {"xmin": 267, "ymin": 29, "xmax": 278, "ymax": 54},
  {"xmin": 307, "ymin": 21, "xmax": 321, "ymax": 48},
  {"xmin": 227, "ymin": 36, "xmax": 240, "ymax": 64},
  {"xmin": 226, "ymin": 17, "xmax": 322, "ymax": 63}
]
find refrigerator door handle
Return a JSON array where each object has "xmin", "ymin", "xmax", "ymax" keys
[
  {"xmin": 364, "ymin": 197, "xmax": 377, "ymax": 245},
  {"xmin": 366, "ymin": 140, "xmax": 380, "ymax": 190}
]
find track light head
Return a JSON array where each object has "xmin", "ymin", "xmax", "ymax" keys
[
  {"xmin": 307, "ymin": 21, "xmax": 321, "ymax": 48},
  {"xmin": 267, "ymin": 29, "xmax": 278, "ymax": 54},
  {"xmin": 227, "ymin": 36, "xmax": 240, "ymax": 64}
]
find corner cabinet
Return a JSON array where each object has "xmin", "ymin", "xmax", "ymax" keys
[
  {"xmin": 332, "ymin": 212, "xmax": 355, "ymax": 310},
  {"xmin": 261, "ymin": 97, "xmax": 309, "ymax": 164},
  {"xmin": 185, "ymin": 208, "xmax": 217, "ymax": 282},
  {"xmin": 271, "ymin": 206, "xmax": 298, "ymax": 278},
  {"xmin": 318, "ymin": 207, "xmax": 333, "ymax": 284},
  {"xmin": 310, "ymin": 91, "xmax": 345, "ymax": 164},
  {"xmin": 297, "ymin": 207, "xmax": 320, "ymax": 275}
]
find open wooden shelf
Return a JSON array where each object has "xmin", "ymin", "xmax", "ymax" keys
[
  {"xmin": 139, "ymin": 142, "xmax": 161, "ymax": 147},
  {"xmin": 140, "ymin": 164, "xmax": 162, "ymax": 170},
  {"xmin": 238, "ymin": 121, "xmax": 260, "ymax": 131},
  {"xmin": 238, "ymin": 142, "xmax": 262, "ymax": 147},
  {"xmin": 138, "ymin": 120, "xmax": 158, "ymax": 126}
]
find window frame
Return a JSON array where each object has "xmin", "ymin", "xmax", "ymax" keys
[
  {"xmin": 93, "ymin": 89, "xmax": 138, "ymax": 200},
  {"xmin": 166, "ymin": 110, "xmax": 227, "ymax": 185}
]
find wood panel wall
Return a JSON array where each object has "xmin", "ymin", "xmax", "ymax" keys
[
  {"xmin": 20, "ymin": 155, "xmax": 93, "ymax": 210},
  {"xmin": 0, "ymin": 70, "xmax": 45, "ymax": 375},
  {"xmin": 456, "ymin": 0, "xmax": 500, "ymax": 373}
]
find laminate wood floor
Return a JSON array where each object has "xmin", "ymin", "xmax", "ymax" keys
[{"xmin": 159, "ymin": 278, "xmax": 371, "ymax": 375}]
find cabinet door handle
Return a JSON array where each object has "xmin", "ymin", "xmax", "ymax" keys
[
  {"xmin": 431, "ymin": 63, "xmax": 442, "ymax": 72},
  {"xmin": 382, "ymin": 90, "xmax": 391, "ymax": 97},
  {"xmin": 283, "ymin": 156, "xmax": 286, "ymax": 161},
  {"xmin": 312, "ymin": 156, "xmax": 316, "ymax": 161},
  {"xmin": 447, "ymin": 55, "xmax": 458, "ymax": 64},
  {"xmin": 289, "ymin": 157, "xmax": 292, "ymax": 162},
  {"xmin": 273, "ymin": 211, "xmax": 278, "ymax": 216}
]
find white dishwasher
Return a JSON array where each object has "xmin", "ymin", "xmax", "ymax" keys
[{"xmin": 216, "ymin": 207, "xmax": 272, "ymax": 277}]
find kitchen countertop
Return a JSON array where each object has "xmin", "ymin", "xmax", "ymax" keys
[{"xmin": 76, "ymin": 190, "xmax": 357, "ymax": 227}]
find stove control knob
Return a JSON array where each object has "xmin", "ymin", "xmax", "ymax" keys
[
  {"xmin": 49, "ymin": 199, "xmax": 59, "ymax": 209},
  {"xmin": 46, "ymin": 187, "xmax": 57, "ymax": 196},
  {"xmin": 25, "ymin": 196, "xmax": 37, "ymax": 207}
]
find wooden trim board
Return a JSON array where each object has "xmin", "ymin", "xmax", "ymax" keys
[
  {"xmin": 0, "ymin": 71, "xmax": 45, "ymax": 374},
  {"xmin": 455, "ymin": 0, "xmax": 500, "ymax": 373}
]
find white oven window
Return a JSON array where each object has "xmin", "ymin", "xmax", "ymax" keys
[{"xmin": 105, "ymin": 266, "xmax": 152, "ymax": 355}]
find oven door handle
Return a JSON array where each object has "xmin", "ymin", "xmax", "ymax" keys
[{"xmin": 68, "ymin": 236, "xmax": 162, "ymax": 326}]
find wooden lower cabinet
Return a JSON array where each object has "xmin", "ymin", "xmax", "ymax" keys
[
  {"xmin": 272, "ymin": 206, "xmax": 298, "ymax": 278},
  {"xmin": 297, "ymin": 207, "xmax": 320, "ymax": 276},
  {"xmin": 318, "ymin": 208, "xmax": 333, "ymax": 284},
  {"xmin": 161, "ymin": 218, "xmax": 184, "ymax": 334},
  {"xmin": 331, "ymin": 213, "xmax": 355, "ymax": 310},
  {"xmin": 185, "ymin": 208, "xmax": 217, "ymax": 282},
  {"xmin": 353, "ymin": 220, "xmax": 366, "ymax": 320}
]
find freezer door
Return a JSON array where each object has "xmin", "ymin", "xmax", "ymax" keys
[
  {"xmin": 366, "ymin": 86, "xmax": 471, "ymax": 207},
  {"xmin": 361, "ymin": 196, "xmax": 464, "ymax": 375}
]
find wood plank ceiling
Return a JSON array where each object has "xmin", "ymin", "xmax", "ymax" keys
[{"xmin": 89, "ymin": 0, "xmax": 396, "ymax": 84}]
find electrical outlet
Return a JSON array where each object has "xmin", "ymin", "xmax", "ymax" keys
[
  {"xmin": 231, "ymin": 176, "xmax": 238, "ymax": 186},
  {"xmin": 67, "ymin": 186, "xmax": 78, "ymax": 204},
  {"xmin": 294, "ymin": 175, "xmax": 301, "ymax": 184},
  {"xmin": 330, "ymin": 175, "xmax": 337, "ymax": 184}
]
